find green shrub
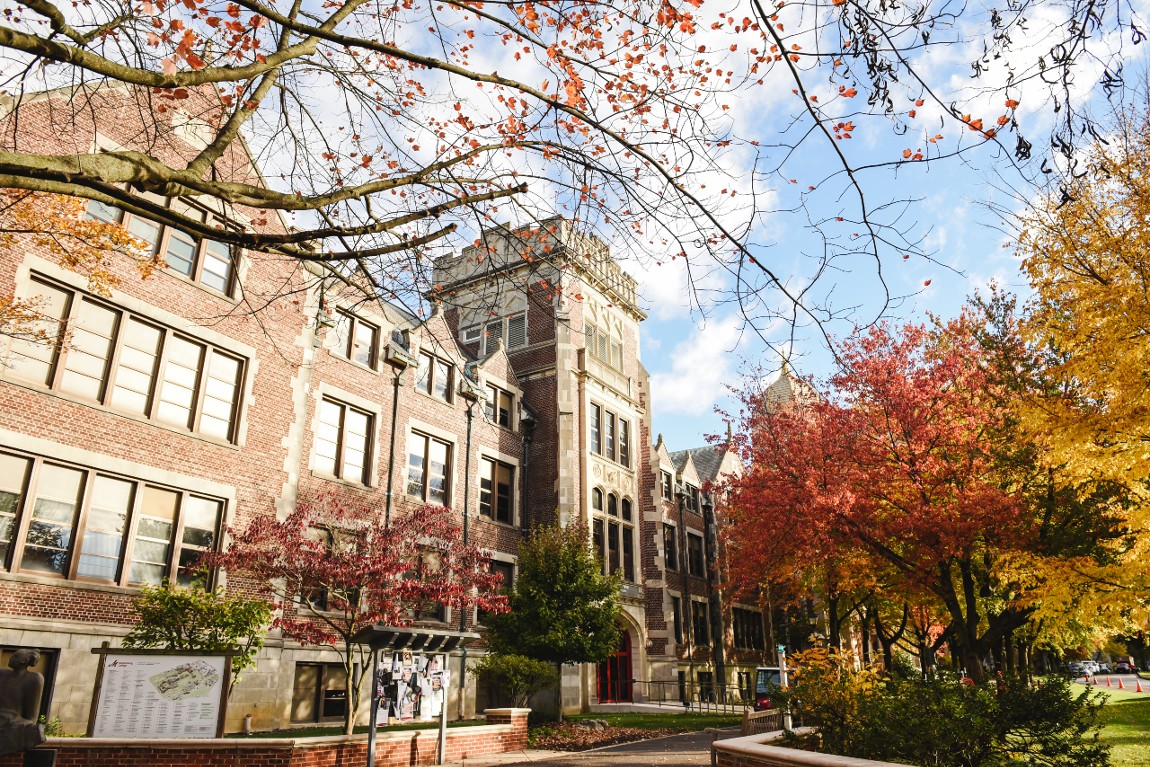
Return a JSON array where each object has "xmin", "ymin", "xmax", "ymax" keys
[
  {"xmin": 785, "ymin": 649, "xmax": 1110, "ymax": 767},
  {"xmin": 471, "ymin": 653, "xmax": 559, "ymax": 708}
]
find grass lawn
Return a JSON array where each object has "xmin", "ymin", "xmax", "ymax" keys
[
  {"xmin": 564, "ymin": 711, "xmax": 742, "ymax": 731},
  {"xmin": 1091, "ymin": 685, "xmax": 1150, "ymax": 767},
  {"xmin": 230, "ymin": 719, "xmax": 490, "ymax": 738}
]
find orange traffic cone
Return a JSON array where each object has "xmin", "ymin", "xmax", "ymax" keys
[
  {"xmin": 1118, "ymin": 677, "xmax": 1125, "ymax": 690},
  {"xmin": 1093, "ymin": 675, "xmax": 1099, "ymax": 685},
  {"xmin": 1137, "ymin": 678, "xmax": 1144, "ymax": 693},
  {"xmin": 1107, "ymin": 676, "xmax": 1112, "ymax": 687}
]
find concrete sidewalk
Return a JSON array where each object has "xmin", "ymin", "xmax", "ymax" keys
[{"xmin": 453, "ymin": 728, "xmax": 741, "ymax": 767}]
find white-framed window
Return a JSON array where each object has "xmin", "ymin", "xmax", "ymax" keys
[
  {"xmin": 333, "ymin": 310, "xmax": 380, "ymax": 368},
  {"xmin": 485, "ymin": 385, "xmax": 514, "ymax": 428},
  {"xmin": 589, "ymin": 403, "xmax": 631, "ymax": 467},
  {"xmin": 0, "ymin": 449, "xmax": 223, "ymax": 587},
  {"xmin": 479, "ymin": 457, "xmax": 515, "ymax": 524},
  {"xmin": 585, "ymin": 322, "xmax": 622, "ymax": 371},
  {"xmin": 314, "ymin": 398, "xmax": 373, "ymax": 484},
  {"xmin": 87, "ymin": 200, "xmax": 237, "ymax": 296},
  {"xmin": 2, "ymin": 276, "xmax": 245, "ymax": 442},
  {"xmin": 406, "ymin": 432, "xmax": 451, "ymax": 505},
  {"xmin": 415, "ymin": 351, "xmax": 453, "ymax": 402},
  {"xmin": 461, "ymin": 313, "xmax": 527, "ymax": 354}
]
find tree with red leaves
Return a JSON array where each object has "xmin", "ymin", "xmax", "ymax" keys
[
  {"xmin": 205, "ymin": 490, "xmax": 506, "ymax": 734},
  {"xmin": 723, "ymin": 313, "xmax": 1055, "ymax": 682}
]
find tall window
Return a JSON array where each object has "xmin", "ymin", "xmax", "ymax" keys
[
  {"xmin": 661, "ymin": 471, "xmax": 674, "ymax": 500},
  {"xmin": 589, "ymin": 403, "xmax": 630, "ymax": 466},
  {"xmin": 663, "ymin": 523, "xmax": 678, "ymax": 571},
  {"xmin": 589, "ymin": 403, "xmax": 602, "ymax": 454},
  {"xmin": 485, "ymin": 385, "xmax": 513, "ymax": 428},
  {"xmin": 479, "ymin": 458, "xmax": 514, "ymax": 524},
  {"xmin": 87, "ymin": 200, "xmax": 236, "ymax": 295},
  {"xmin": 687, "ymin": 532, "xmax": 705, "ymax": 577},
  {"xmin": 2, "ymin": 277, "xmax": 245, "ymax": 441},
  {"xmin": 407, "ymin": 432, "xmax": 450, "ymax": 505},
  {"xmin": 585, "ymin": 323, "xmax": 622, "ymax": 371},
  {"xmin": 314, "ymin": 398, "xmax": 373, "ymax": 484},
  {"xmin": 733, "ymin": 607, "xmax": 766, "ymax": 650},
  {"xmin": 0, "ymin": 450, "xmax": 222, "ymax": 586},
  {"xmin": 670, "ymin": 595, "xmax": 684, "ymax": 643},
  {"xmin": 692, "ymin": 601, "xmax": 710, "ymax": 646},
  {"xmin": 334, "ymin": 311, "xmax": 379, "ymax": 368},
  {"xmin": 684, "ymin": 484, "xmax": 701, "ymax": 514},
  {"xmin": 591, "ymin": 489, "xmax": 635, "ymax": 582},
  {"xmin": 415, "ymin": 352, "xmax": 452, "ymax": 402}
]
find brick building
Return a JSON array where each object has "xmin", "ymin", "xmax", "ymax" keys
[{"xmin": 0, "ymin": 87, "xmax": 770, "ymax": 734}]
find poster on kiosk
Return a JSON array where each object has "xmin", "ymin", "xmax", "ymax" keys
[{"xmin": 374, "ymin": 650, "xmax": 448, "ymax": 726}]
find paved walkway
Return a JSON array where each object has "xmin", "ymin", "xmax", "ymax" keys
[{"xmin": 456, "ymin": 729, "xmax": 742, "ymax": 767}]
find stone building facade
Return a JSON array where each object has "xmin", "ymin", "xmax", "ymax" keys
[{"xmin": 0, "ymin": 87, "xmax": 771, "ymax": 734}]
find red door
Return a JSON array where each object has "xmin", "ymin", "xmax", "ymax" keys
[{"xmin": 597, "ymin": 632, "xmax": 632, "ymax": 702}]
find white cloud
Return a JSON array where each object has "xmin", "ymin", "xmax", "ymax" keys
[{"xmin": 649, "ymin": 314, "xmax": 744, "ymax": 417}]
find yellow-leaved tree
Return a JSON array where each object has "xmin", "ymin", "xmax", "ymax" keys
[
  {"xmin": 0, "ymin": 190, "xmax": 151, "ymax": 350},
  {"xmin": 1015, "ymin": 114, "xmax": 1150, "ymax": 630}
]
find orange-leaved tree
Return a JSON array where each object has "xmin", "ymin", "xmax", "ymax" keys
[
  {"xmin": 0, "ymin": 189, "xmax": 151, "ymax": 350},
  {"xmin": 722, "ymin": 306, "xmax": 1131, "ymax": 681},
  {"xmin": 0, "ymin": 0, "xmax": 1133, "ymax": 335}
]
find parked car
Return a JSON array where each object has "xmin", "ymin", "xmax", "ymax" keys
[
  {"xmin": 1098, "ymin": 663, "xmax": 1112, "ymax": 674},
  {"xmin": 753, "ymin": 666, "xmax": 783, "ymax": 711},
  {"xmin": 1115, "ymin": 660, "xmax": 1136, "ymax": 674},
  {"xmin": 1083, "ymin": 660, "xmax": 1101, "ymax": 674},
  {"xmin": 1068, "ymin": 662, "xmax": 1091, "ymax": 676}
]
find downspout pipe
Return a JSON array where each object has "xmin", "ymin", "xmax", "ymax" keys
[
  {"xmin": 702, "ymin": 492, "xmax": 727, "ymax": 700},
  {"xmin": 675, "ymin": 483, "xmax": 695, "ymax": 702}
]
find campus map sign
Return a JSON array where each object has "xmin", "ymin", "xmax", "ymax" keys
[{"xmin": 89, "ymin": 650, "xmax": 230, "ymax": 738}]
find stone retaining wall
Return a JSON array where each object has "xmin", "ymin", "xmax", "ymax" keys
[
  {"xmin": 0, "ymin": 708, "xmax": 529, "ymax": 767},
  {"xmin": 714, "ymin": 729, "xmax": 910, "ymax": 767}
]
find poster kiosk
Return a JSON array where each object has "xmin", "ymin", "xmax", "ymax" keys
[{"xmin": 352, "ymin": 626, "xmax": 478, "ymax": 767}]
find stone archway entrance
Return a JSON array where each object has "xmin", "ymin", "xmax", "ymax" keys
[{"xmin": 596, "ymin": 631, "xmax": 633, "ymax": 702}]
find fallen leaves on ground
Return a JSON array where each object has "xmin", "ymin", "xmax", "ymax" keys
[{"xmin": 529, "ymin": 723, "xmax": 679, "ymax": 751}]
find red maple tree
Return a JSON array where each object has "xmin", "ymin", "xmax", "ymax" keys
[
  {"xmin": 723, "ymin": 315, "xmax": 1034, "ymax": 681},
  {"xmin": 206, "ymin": 490, "xmax": 506, "ymax": 733}
]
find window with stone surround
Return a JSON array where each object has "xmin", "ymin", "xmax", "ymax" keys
[
  {"xmin": 2, "ymin": 276, "xmax": 245, "ymax": 442},
  {"xmin": 87, "ymin": 199, "xmax": 237, "ymax": 295},
  {"xmin": 314, "ymin": 398, "xmax": 373, "ymax": 485},
  {"xmin": 0, "ymin": 450, "xmax": 222, "ymax": 587}
]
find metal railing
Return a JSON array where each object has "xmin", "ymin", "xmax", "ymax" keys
[{"xmin": 596, "ymin": 679, "xmax": 756, "ymax": 713}]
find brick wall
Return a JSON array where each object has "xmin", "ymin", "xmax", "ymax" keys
[{"xmin": 0, "ymin": 709, "xmax": 530, "ymax": 767}]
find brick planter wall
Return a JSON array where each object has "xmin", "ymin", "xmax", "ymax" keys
[{"xmin": 0, "ymin": 708, "xmax": 530, "ymax": 767}]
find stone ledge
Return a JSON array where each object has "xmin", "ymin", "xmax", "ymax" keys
[{"xmin": 713, "ymin": 729, "xmax": 911, "ymax": 767}]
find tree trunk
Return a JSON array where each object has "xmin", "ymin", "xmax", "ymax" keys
[
  {"xmin": 555, "ymin": 662, "xmax": 564, "ymax": 723},
  {"xmin": 859, "ymin": 611, "xmax": 871, "ymax": 666}
]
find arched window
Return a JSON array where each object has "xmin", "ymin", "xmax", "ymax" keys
[{"xmin": 591, "ymin": 489, "xmax": 635, "ymax": 583}]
